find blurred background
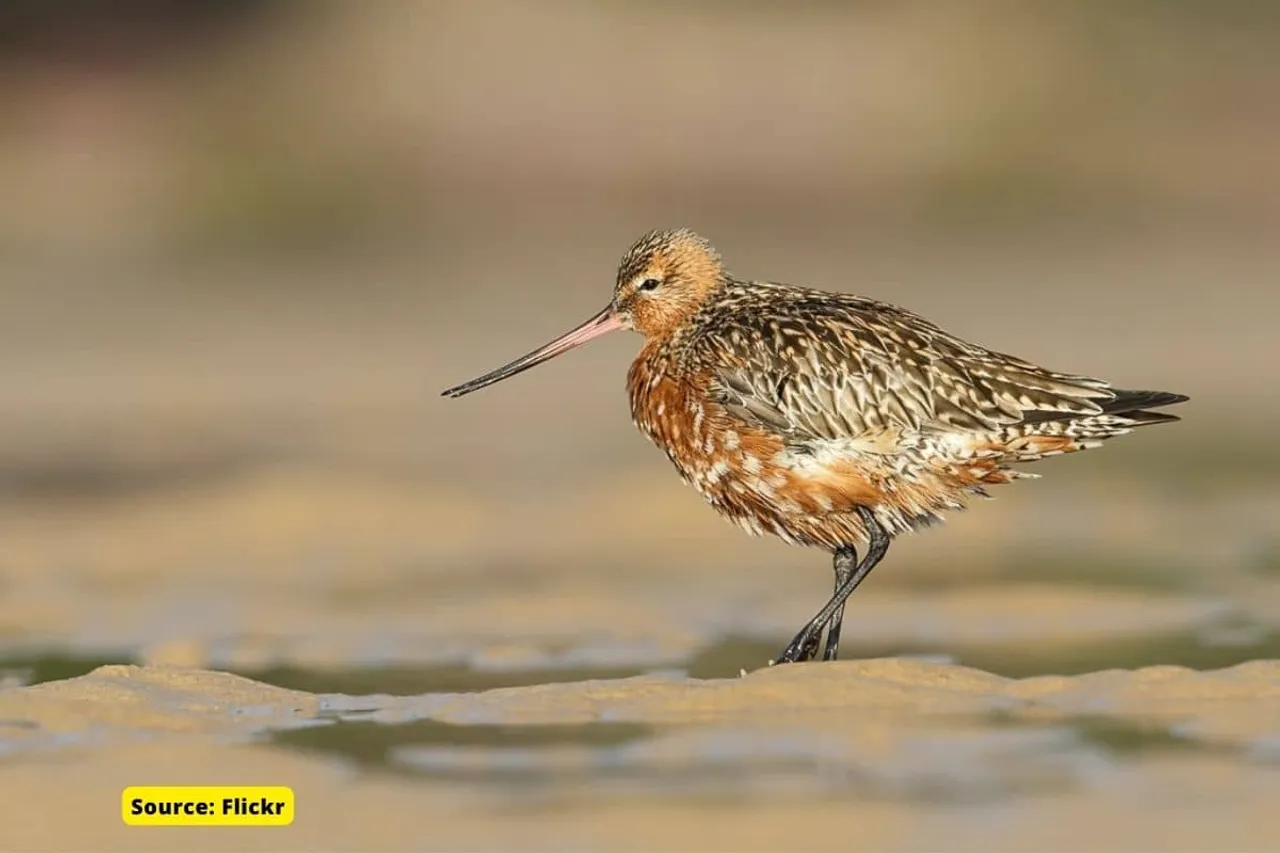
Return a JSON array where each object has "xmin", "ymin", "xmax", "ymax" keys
[{"xmin": 0, "ymin": 0, "xmax": 1278, "ymax": 844}]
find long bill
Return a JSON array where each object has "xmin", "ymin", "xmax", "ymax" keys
[{"xmin": 441, "ymin": 306, "xmax": 625, "ymax": 398}]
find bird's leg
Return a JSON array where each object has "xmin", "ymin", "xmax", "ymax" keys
[
  {"xmin": 793, "ymin": 546, "xmax": 857, "ymax": 662},
  {"xmin": 821, "ymin": 545, "xmax": 858, "ymax": 661},
  {"xmin": 773, "ymin": 507, "xmax": 891, "ymax": 665}
]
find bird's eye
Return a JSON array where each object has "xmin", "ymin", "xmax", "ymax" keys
[{"xmin": 638, "ymin": 278, "xmax": 661, "ymax": 292}]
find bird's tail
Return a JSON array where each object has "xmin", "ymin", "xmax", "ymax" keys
[
  {"xmin": 989, "ymin": 388, "xmax": 1188, "ymax": 469},
  {"xmin": 1093, "ymin": 388, "xmax": 1189, "ymax": 426}
]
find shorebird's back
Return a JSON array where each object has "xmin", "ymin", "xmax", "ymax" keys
[{"xmin": 688, "ymin": 280, "xmax": 1180, "ymax": 432}]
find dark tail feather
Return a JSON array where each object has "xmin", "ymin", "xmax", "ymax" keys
[
  {"xmin": 1103, "ymin": 389, "xmax": 1189, "ymax": 413},
  {"xmin": 1101, "ymin": 388, "xmax": 1189, "ymax": 426},
  {"xmin": 1021, "ymin": 388, "xmax": 1188, "ymax": 427}
]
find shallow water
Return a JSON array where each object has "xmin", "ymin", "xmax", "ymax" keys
[{"xmin": 8, "ymin": 615, "xmax": 1280, "ymax": 694}]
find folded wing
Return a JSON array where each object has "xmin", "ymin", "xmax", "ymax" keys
[{"xmin": 703, "ymin": 293, "xmax": 1117, "ymax": 443}]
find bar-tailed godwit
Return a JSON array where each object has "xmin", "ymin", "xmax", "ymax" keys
[{"xmin": 443, "ymin": 229, "xmax": 1187, "ymax": 664}]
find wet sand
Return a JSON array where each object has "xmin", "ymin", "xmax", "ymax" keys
[{"xmin": 2, "ymin": 660, "xmax": 1279, "ymax": 852}]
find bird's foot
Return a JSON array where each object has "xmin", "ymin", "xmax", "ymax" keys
[{"xmin": 772, "ymin": 625, "xmax": 823, "ymax": 665}]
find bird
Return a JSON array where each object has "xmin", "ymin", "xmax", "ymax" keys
[{"xmin": 442, "ymin": 228, "xmax": 1188, "ymax": 665}]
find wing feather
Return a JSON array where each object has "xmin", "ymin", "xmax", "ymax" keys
[{"xmin": 700, "ymin": 288, "xmax": 1114, "ymax": 444}]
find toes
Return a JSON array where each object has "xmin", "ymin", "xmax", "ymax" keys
[{"xmin": 774, "ymin": 630, "xmax": 822, "ymax": 665}]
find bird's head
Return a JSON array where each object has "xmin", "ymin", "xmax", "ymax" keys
[
  {"xmin": 610, "ymin": 228, "xmax": 726, "ymax": 337},
  {"xmin": 441, "ymin": 228, "xmax": 726, "ymax": 398}
]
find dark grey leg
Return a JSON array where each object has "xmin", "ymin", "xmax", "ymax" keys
[
  {"xmin": 773, "ymin": 507, "xmax": 890, "ymax": 665},
  {"xmin": 821, "ymin": 546, "xmax": 859, "ymax": 661},
  {"xmin": 793, "ymin": 546, "xmax": 857, "ymax": 662}
]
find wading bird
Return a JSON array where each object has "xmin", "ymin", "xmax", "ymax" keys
[{"xmin": 442, "ymin": 229, "xmax": 1187, "ymax": 664}]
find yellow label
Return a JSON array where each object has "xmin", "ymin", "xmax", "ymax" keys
[{"xmin": 122, "ymin": 786, "xmax": 294, "ymax": 826}]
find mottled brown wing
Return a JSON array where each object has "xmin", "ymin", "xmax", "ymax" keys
[{"xmin": 704, "ymin": 293, "xmax": 1114, "ymax": 443}]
